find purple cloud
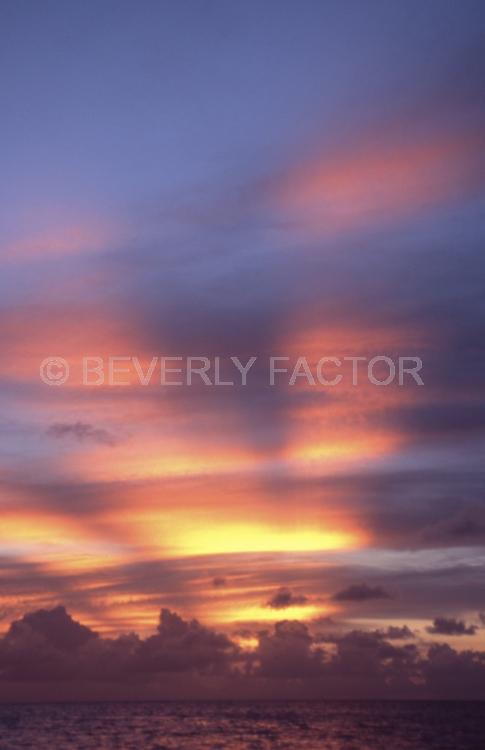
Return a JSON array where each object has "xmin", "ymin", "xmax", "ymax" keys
[
  {"xmin": 265, "ymin": 587, "xmax": 309, "ymax": 610},
  {"xmin": 426, "ymin": 617, "xmax": 477, "ymax": 636},
  {"xmin": 332, "ymin": 584, "xmax": 392, "ymax": 602}
]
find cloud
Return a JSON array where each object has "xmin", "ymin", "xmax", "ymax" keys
[
  {"xmin": 212, "ymin": 576, "xmax": 227, "ymax": 587},
  {"xmin": 46, "ymin": 422, "xmax": 117, "ymax": 446},
  {"xmin": 1, "ymin": 3, "xmax": 485, "ymax": 705},
  {"xmin": 377, "ymin": 625, "xmax": 415, "ymax": 640},
  {"xmin": 426, "ymin": 617, "xmax": 477, "ymax": 636},
  {"xmin": 0, "ymin": 606, "xmax": 234, "ymax": 686},
  {"xmin": 1, "ymin": 606, "xmax": 485, "ymax": 699},
  {"xmin": 265, "ymin": 587, "xmax": 309, "ymax": 610},
  {"xmin": 317, "ymin": 625, "xmax": 415, "ymax": 645},
  {"xmin": 254, "ymin": 622, "xmax": 485, "ymax": 699},
  {"xmin": 382, "ymin": 402, "xmax": 485, "ymax": 440},
  {"xmin": 257, "ymin": 620, "xmax": 323, "ymax": 679},
  {"xmin": 332, "ymin": 583, "xmax": 392, "ymax": 602},
  {"xmin": 6, "ymin": 606, "xmax": 97, "ymax": 651},
  {"xmin": 423, "ymin": 643, "xmax": 485, "ymax": 699},
  {"xmin": 273, "ymin": 130, "xmax": 484, "ymax": 236},
  {"xmin": 419, "ymin": 507, "xmax": 485, "ymax": 547},
  {"xmin": 137, "ymin": 608, "xmax": 236, "ymax": 673},
  {"xmin": 0, "ymin": 606, "xmax": 98, "ymax": 681}
]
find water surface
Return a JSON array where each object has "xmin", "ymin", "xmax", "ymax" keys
[{"xmin": 0, "ymin": 700, "xmax": 483, "ymax": 749}]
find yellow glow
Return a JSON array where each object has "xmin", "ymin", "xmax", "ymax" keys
[
  {"xmin": 0, "ymin": 513, "xmax": 130, "ymax": 574},
  {"xmin": 174, "ymin": 524, "xmax": 360, "ymax": 557},
  {"xmin": 0, "ymin": 514, "xmax": 78, "ymax": 545},
  {"xmin": 214, "ymin": 603, "xmax": 322, "ymax": 623},
  {"xmin": 289, "ymin": 435, "xmax": 396, "ymax": 468},
  {"xmin": 120, "ymin": 512, "xmax": 364, "ymax": 557},
  {"xmin": 39, "ymin": 550, "xmax": 127, "ymax": 573},
  {"xmin": 72, "ymin": 598, "xmax": 162, "ymax": 637},
  {"xmin": 233, "ymin": 635, "xmax": 259, "ymax": 651}
]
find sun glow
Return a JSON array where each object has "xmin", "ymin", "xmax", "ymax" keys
[
  {"xmin": 233, "ymin": 635, "xmax": 259, "ymax": 651},
  {"xmin": 117, "ymin": 511, "xmax": 365, "ymax": 557},
  {"xmin": 213, "ymin": 602, "xmax": 325, "ymax": 624}
]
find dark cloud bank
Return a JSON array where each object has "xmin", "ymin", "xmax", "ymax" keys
[
  {"xmin": 332, "ymin": 584, "xmax": 392, "ymax": 602},
  {"xmin": 427, "ymin": 617, "xmax": 478, "ymax": 636},
  {"xmin": 266, "ymin": 587, "xmax": 309, "ymax": 609},
  {"xmin": 1, "ymin": 606, "xmax": 484, "ymax": 701}
]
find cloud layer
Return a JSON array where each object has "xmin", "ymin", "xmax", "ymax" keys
[{"xmin": 1, "ymin": 606, "xmax": 485, "ymax": 700}]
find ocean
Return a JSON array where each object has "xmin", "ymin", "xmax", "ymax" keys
[{"xmin": 0, "ymin": 700, "xmax": 483, "ymax": 749}]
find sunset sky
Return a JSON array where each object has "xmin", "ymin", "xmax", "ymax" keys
[{"xmin": 1, "ymin": 0, "xmax": 485, "ymax": 699}]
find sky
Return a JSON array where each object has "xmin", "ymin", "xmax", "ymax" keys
[{"xmin": 1, "ymin": 0, "xmax": 485, "ymax": 699}]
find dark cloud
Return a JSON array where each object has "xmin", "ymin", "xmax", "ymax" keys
[
  {"xmin": 257, "ymin": 620, "xmax": 323, "ymax": 679},
  {"xmin": 6, "ymin": 606, "xmax": 97, "ymax": 651},
  {"xmin": 332, "ymin": 584, "xmax": 392, "ymax": 602},
  {"xmin": 324, "ymin": 629, "xmax": 420, "ymax": 693},
  {"xmin": 382, "ymin": 402, "xmax": 485, "ymax": 440},
  {"xmin": 0, "ymin": 607, "xmax": 234, "ymax": 686},
  {"xmin": 46, "ymin": 421, "xmax": 117, "ymax": 446},
  {"xmin": 0, "ymin": 606, "xmax": 98, "ymax": 681},
  {"xmin": 253, "ymin": 622, "xmax": 485, "ymax": 699},
  {"xmin": 423, "ymin": 643, "xmax": 485, "ymax": 699},
  {"xmin": 212, "ymin": 576, "xmax": 227, "ymax": 588},
  {"xmin": 1, "ymin": 606, "xmax": 485, "ymax": 699},
  {"xmin": 420, "ymin": 506, "xmax": 485, "ymax": 547},
  {"xmin": 265, "ymin": 587, "xmax": 308, "ymax": 610},
  {"xmin": 309, "ymin": 468, "xmax": 485, "ymax": 550},
  {"xmin": 137, "ymin": 609, "xmax": 235, "ymax": 673},
  {"xmin": 426, "ymin": 617, "xmax": 478, "ymax": 636},
  {"xmin": 377, "ymin": 625, "xmax": 415, "ymax": 640},
  {"xmin": 317, "ymin": 625, "xmax": 415, "ymax": 645}
]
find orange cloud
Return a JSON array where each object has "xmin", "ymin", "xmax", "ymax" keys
[{"xmin": 274, "ymin": 133, "xmax": 481, "ymax": 233}]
